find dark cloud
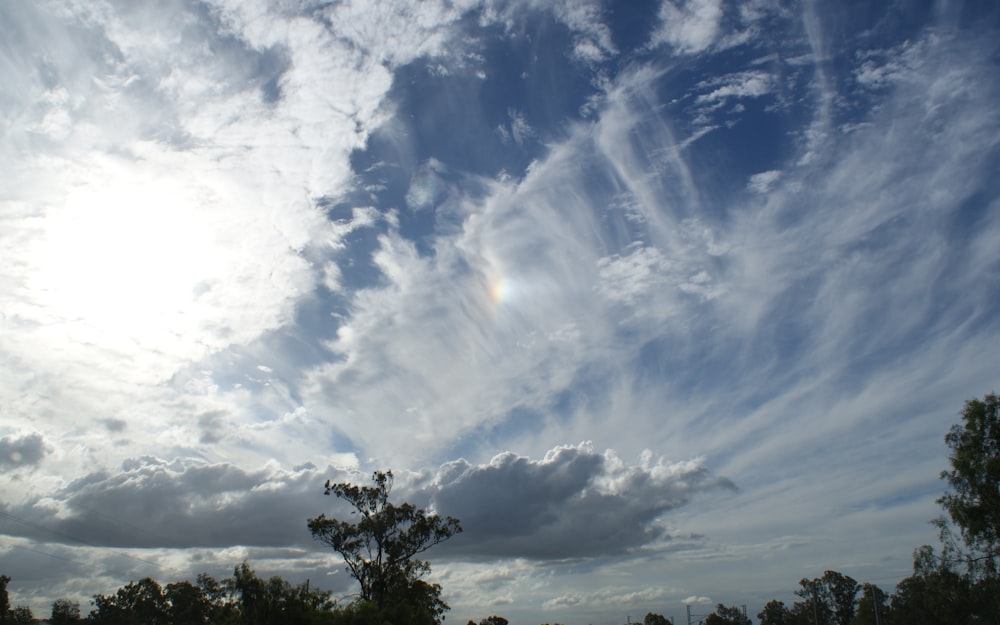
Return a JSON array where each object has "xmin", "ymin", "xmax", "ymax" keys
[
  {"xmin": 2, "ymin": 457, "xmax": 354, "ymax": 549},
  {"xmin": 424, "ymin": 444, "xmax": 734, "ymax": 560},
  {"xmin": 1, "ymin": 446, "xmax": 730, "ymax": 564},
  {"xmin": 0, "ymin": 432, "xmax": 49, "ymax": 468},
  {"xmin": 197, "ymin": 411, "xmax": 226, "ymax": 444},
  {"xmin": 99, "ymin": 418, "xmax": 128, "ymax": 432}
]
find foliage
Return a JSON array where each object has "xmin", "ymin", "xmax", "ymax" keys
[
  {"xmin": 704, "ymin": 603, "xmax": 751, "ymax": 625},
  {"xmin": 0, "ymin": 575, "xmax": 9, "ymax": 622},
  {"xmin": 644, "ymin": 612, "xmax": 672, "ymax": 625},
  {"xmin": 50, "ymin": 598, "xmax": 83, "ymax": 625},
  {"xmin": 469, "ymin": 616, "xmax": 508, "ymax": 625},
  {"xmin": 793, "ymin": 570, "xmax": 858, "ymax": 625},
  {"xmin": 938, "ymin": 392, "xmax": 1000, "ymax": 576},
  {"xmin": 6, "ymin": 606, "xmax": 32, "ymax": 625},
  {"xmin": 90, "ymin": 577, "xmax": 168, "ymax": 625},
  {"xmin": 849, "ymin": 583, "xmax": 887, "ymax": 625},
  {"xmin": 307, "ymin": 470, "xmax": 461, "ymax": 622},
  {"xmin": 757, "ymin": 599, "xmax": 790, "ymax": 625},
  {"xmin": 0, "ymin": 577, "xmax": 35, "ymax": 625}
]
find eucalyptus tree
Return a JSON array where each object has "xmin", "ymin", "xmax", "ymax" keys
[{"xmin": 308, "ymin": 470, "xmax": 461, "ymax": 623}]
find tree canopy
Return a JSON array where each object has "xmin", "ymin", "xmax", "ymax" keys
[
  {"xmin": 307, "ymin": 470, "xmax": 461, "ymax": 623},
  {"xmin": 938, "ymin": 391, "xmax": 1000, "ymax": 575}
]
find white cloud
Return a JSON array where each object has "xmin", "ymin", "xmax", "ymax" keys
[
  {"xmin": 747, "ymin": 169, "xmax": 781, "ymax": 193},
  {"xmin": 651, "ymin": 0, "xmax": 724, "ymax": 54},
  {"xmin": 695, "ymin": 70, "xmax": 774, "ymax": 103}
]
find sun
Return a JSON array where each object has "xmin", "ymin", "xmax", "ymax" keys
[{"xmin": 27, "ymin": 157, "xmax": 224, "ymax": 358}]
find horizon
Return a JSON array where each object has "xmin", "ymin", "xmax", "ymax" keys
[{"xmin": 2, "ymin": 1, "xmax": 999, "ymax": 624}]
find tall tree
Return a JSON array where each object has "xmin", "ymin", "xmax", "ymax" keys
[
  {"xmin": 938, "ymin": 391, "xmax": 1000, "ymax": 576},
  {"xmin": 307, "ymin": 470, "xmax": 461, "ymax": 621}
]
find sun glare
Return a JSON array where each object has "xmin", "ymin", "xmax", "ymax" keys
[{"xmin": 28, "ymin": 164, "xmax": 223, "ymax": 356}]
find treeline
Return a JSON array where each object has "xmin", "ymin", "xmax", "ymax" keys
[
  {"xmin": 1, "ymin": 562, "xmax": 334, "ymax": 625},
  {"xmin": 691, "ymin": 562, "xmax": 999, "ymax": 625},
  {"xmin": 0, "ymin": 561, "xmax": 444, "ymax": 625},
  {"xmin": 703, "ymin": 392, "xmax": 1000, "ymax": 625}
]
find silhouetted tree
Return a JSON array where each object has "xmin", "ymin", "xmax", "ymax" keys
[
  {"xmin": 704, "ymin": 603, "xmax": 750, "ymax": 625},
  {"xmin": 0, "ymin": 575, "xmax": 9, "ymax": 624},
  {"xmin": 308, "ymin": 470, "xmax": 460, "ymax": 622},
  {"xmin": 794, "ymin": 571, "xmax": 857, "ymax": 625},
  {"xmin": 889, "ymin": 546, "xmax": 973, "ymax": 625},
  {"xmin": 849, "ymin": 583, "xmax": 886, "ymax": 625},
  {"xmin": 50, "ymin": 598, "xmax": 82, "ymax": 625},
  {"xmin": 757, "ymin": 599, "xmax": 790, "ymax": 625},
  {"xmin": 6, "ymin": 606, "xmax": 31, "ymax": 625},
  {"xmin": 90, "ymin": 577, "xmax": 168, "ymax": 625},
  {"xmin": 644, "ymin": 612, "xmax": 672, "ymax": 625}
]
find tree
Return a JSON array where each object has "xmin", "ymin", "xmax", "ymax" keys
[
  {"xmin": 889, "ymin": 546, "xmax": 973, "ymax": 625},
  {"xmin": 165, "ymin": 580, "xmax": 212, "ymax": 624},
  {"xmin": 90, "ymin": 577, "xmax": 168, "ymax": 625},
  {"xmin": 6, "ymin": 606, "xmax": 31, "ymax": 625},
  {"xmin": 0, "ymin": 575, "xmax": 10, "ymax": 623},
  {"xmin": 307, "ymin": 470, "xmax": 461, "ymax": 621},
  {"xmin": 938, "ymin": 391, "xmax": 1000, "ymax": 576},
  {"xmin": 50, "ymin": 598, "xmax": 82, "ymax": 625},
  {"xmin": 849, "ymin": 583, "xmax": 886, "ymax": 625},
  {"xmin": 644, "ymin": 613, "xmax": 672, "ymax": 625},
  {"xmin": 757, "ymin": 600, "xmax": 789, "ymax": 625},
  {"xmin": 479, "ymin": 616, "xmax": 509, "ymax": 625},
  {"xmin": 794, "ymin": 571, "xmax": 857, "ymax": 625},
  {"xmin": 704, "ymin": 603, "xmax": 750, "ymax": 625}
]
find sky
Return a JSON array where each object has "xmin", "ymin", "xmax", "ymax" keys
[{"xmin": 1, "ymin": 0, "xmax": 999, "ymax": 623}]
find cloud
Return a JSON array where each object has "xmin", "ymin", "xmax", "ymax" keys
[
  {"xmin": 543, "ymin": 585, "xmax": 673, "ymax": 610},
  {"xmin": 747, "ymin": 169, "xmax": 781, "ymax": 194},
  {"xmin": 2, "ymin": 444, "xmax": 729, "ymax": 564},
  {"xmin": 2, "ymin": 458, "xmax": 339, "ymax": 549},
  {"xmin": 650, "ymin": 0, "xmax": 724, "ymax": 54},
  {"xmin": 426, "ymin": 443, "xmax": 734, "ymax": 560},
  {"xmin": 0, "ymin": 433, "xmax": 49, "ymax": 469},
  {"xmin": 695, "ymin": 71, "xmax": 774, "ymax": 104}
]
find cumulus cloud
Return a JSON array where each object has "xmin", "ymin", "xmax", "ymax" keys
[
  {"xmin": 426, "ymin": 443, "xmax": 734, "ymax": 559},
  {"xmin": 2, "ymin": 445, "xmax": 729, "ymax": 563},
  {"xmin": 2, "ymin": 458, "xmax": 340, "ymax": 549}
]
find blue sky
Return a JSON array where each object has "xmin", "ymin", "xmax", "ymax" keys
[{"xmin": 1, "ymin": 1, "xmax": 999, "ymax": 623}]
